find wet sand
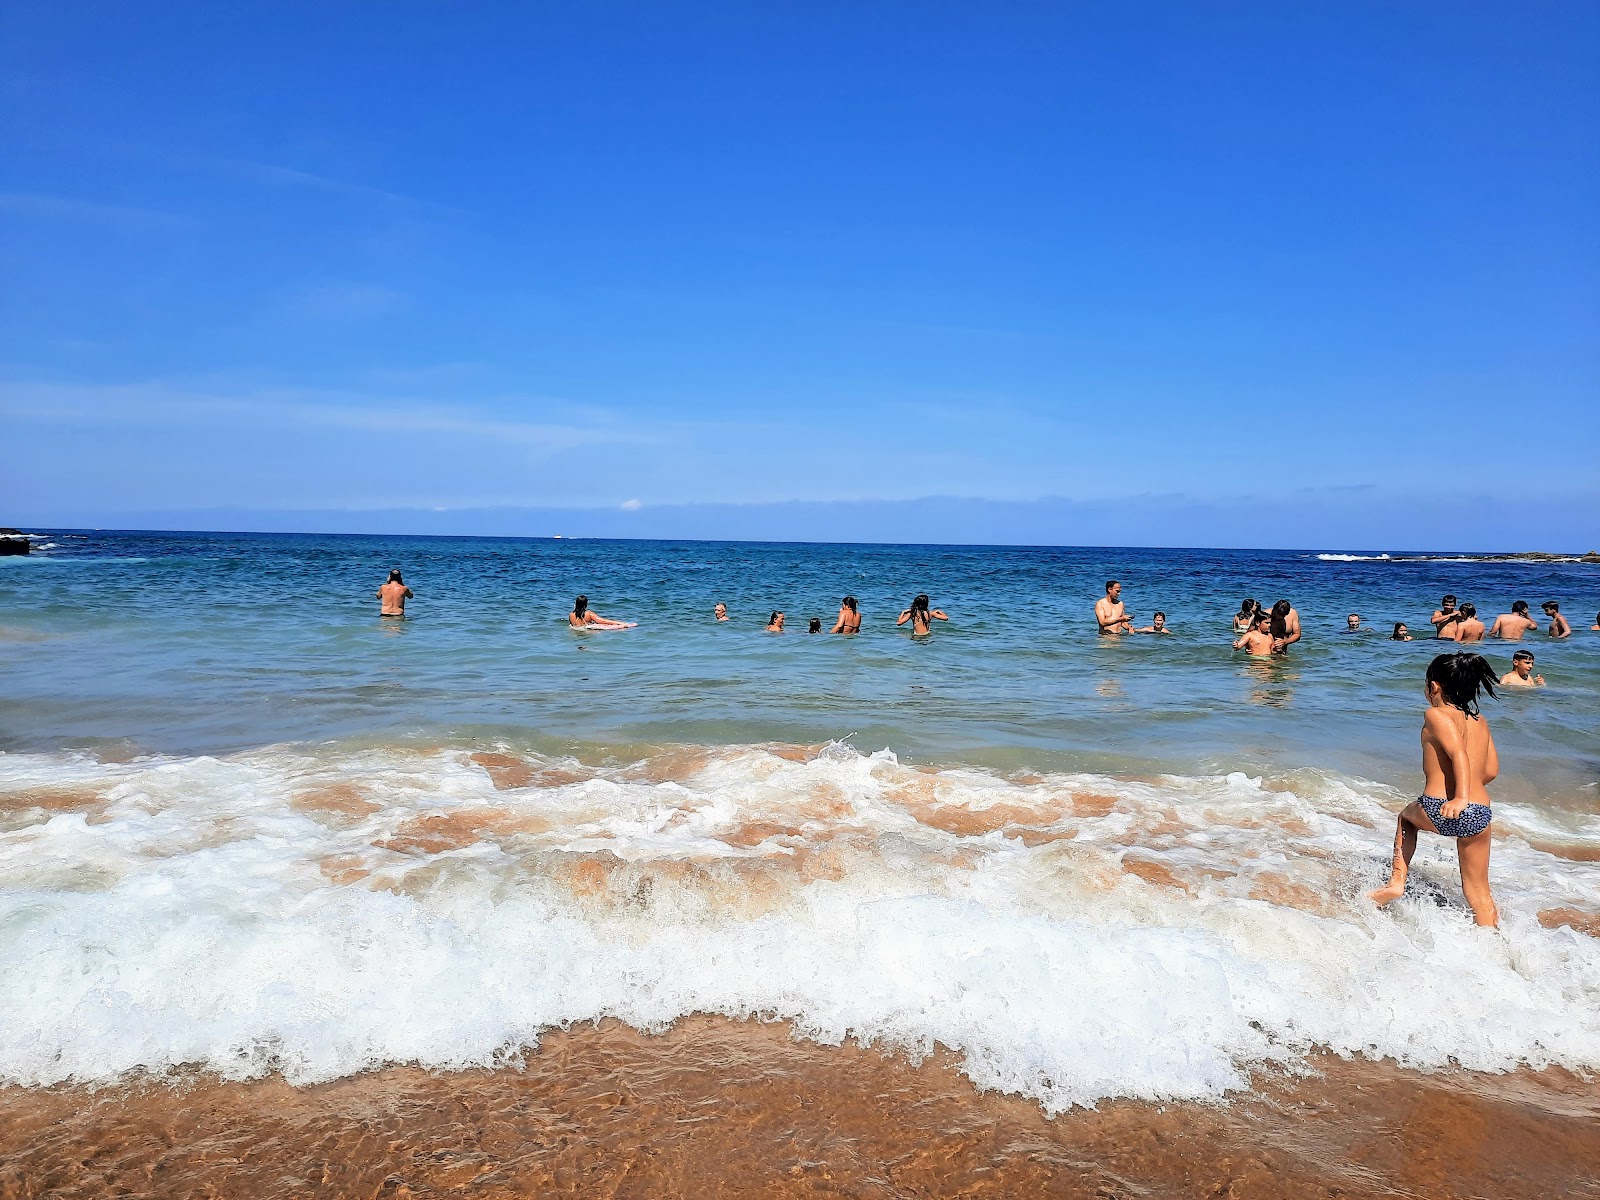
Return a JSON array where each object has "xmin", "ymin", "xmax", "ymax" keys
[{"xmin": 3, "ymin": 1017, "xmax": 1597, "ymax": 1200}]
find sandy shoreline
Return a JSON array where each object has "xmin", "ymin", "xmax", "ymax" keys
[{"xmin": 3, "ymin": 1016, "xmax": 1597, "ymax": 1199}]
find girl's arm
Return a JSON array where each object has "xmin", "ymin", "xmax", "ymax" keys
[
  {"xmin": 1426, "ymin": 709, "xmax": 1474, "ymax": 817},
  {"xmin": 932, "ymin": 610, "xmax": 948, "ymax": 621},
  {"xmin": 896, "ymin": 610, "xmax": 912, "ymax": 626}
]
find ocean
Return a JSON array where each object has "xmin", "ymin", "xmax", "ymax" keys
[{"xmin": 2, "ymin": 530, "xmax": 1597, "ymax": 1137}]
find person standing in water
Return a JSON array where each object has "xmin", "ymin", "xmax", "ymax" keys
[
  {"xmin": 1488, "ymin": 600, "xmax": 1538, "ymax": 640},
  {"xmin": 1453, "ymin": 603, "xmax": 1486, "ymax": 642},
  {"xmin": 1096, "ymin": 581, "xmax": 1131, "ymax": 635},
  {"xmin": 1369, "ymin": 652, "xmax": 1500, "ymax": 927},
  {"xmin": 1542, "ymin": 601, "xmax": 1571, "ymax": 639},
  {"xmin": 1233, "ymin": 611, "xmax": 1275, "ymax": 656},
  {"xmin": 1233, "ymin": 599, "xmax": 1262, "ymax": 633},
  {"xmin": 1269, "ymin": 599, "xmax": 1301, "ymax": 654},
  {"xmin": 713, "ymin": 602, "xmax": 729, "ymax": 622},
  {"xmin": 898, "ymin": 594, "xmax": 948, "ymax": 635},
  {"xmin": 376, "ymin": 569, "xmax": 413, "ymax": 616},
  {"xmin": 766, "ymin": 611, "xmax": 786, "ymax": 632},
  {"xmin": 1391, "ymin": 623, "xmax": 1414, "ymax": 641},
  {"xmin": 831, "ymin": 596, "xmax": 861, "ymax": 634},
  {"xmin": 1500, "ymin": 649, "xmax": 1544, "ymax": 688},
  {"xmin": 1431, "ymin": 595, "xmax": 1463, "ymax": 640},
  {"xmin": 569, "ymin": 595, "xmax": 635, "ymax": 629}
]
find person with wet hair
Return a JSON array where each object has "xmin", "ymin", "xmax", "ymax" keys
[
  {"xmin": 1233, "ymin": 599, "xmax": 1262, "ymax": 633},
  {"xmin": 897, "ymin": 593, "xmax": 948, "ymax": 636},
  {"xmin": 1369, "ymin": 652, "xmax": 1501, "ymax": 927},
  {"xmin": 569, "ymin": 595, "xmax": 635, "ymax": 629},
  {"xmin": 713, "ymin": 602, "xmax": 729, "ymax": 622},
  {"xmin": 1344, "ymin": 613, "xmax": 1371, "ymax": 634},
  {"xmin": 1233, "ymin": 611, "xmax": 1275, "ymax": 657},
  {"xmin": 1268, "ymin": 599, "xmax": 1300, "ymax": 654},
  {"xmin": 807, "ymin": 617, "xmax": 822, "ymax": 634},
  {"xmin": 1133, "ymin": 611, "xmax": 1172, "ymax": 634},
  {"xmin": 831, "ymin": 595, "xmax": 861, "ymax": 634},
  {"xmin": 376, "ymin": 569, "xmax": 413, "ymax": 616},
  {"xmin": 1541, "ymin": 601, "xmax": 1571, "ymax": 639},
  {"xmin": 1431, "ymin": 594, "xmax": 1463, "ymax": 640},
  {"xmin": 1500, "ymin": 650, "xmax": 1544, "ymax": 688},
  {"xmin": 1391, "ymin": 623, "xmax": 1413, "ymax": 641},
  {"xmin": 766, "ymin": 611, "xmax": 785, "ymax": 632},
  {"xmin": 1489, "ymin": 600, "xmax": 1538, "ymax": 641},
  {"xmin": 1454, "ymin": 603, "xmax": 1485, "ymax": 643},
  {"xmin": 1096, "ymin": 581, "xmax": 1131, "ymax": 635}
]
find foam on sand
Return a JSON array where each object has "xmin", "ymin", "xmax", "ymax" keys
[{"xmin": 2, "ymin": 742, "xmax": 1598, "ymax": 1111}]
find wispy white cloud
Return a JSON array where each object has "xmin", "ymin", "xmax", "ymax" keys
[
  {"xmin": 214, "ymin": 158, "xmax": 466, "ymax": 216},
  {"xmin": 0, "ymin": 191, "xmax": 185, "ymax": 230},
  {"xmin": 0, "ymin": 378, "xmax": 654, "ymax": 458}
]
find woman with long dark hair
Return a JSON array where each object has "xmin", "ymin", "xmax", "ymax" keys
[
  {"xmin": 896, "ymin": 594, "xmax": 948, "ymax": 636},
  {"xmin": 1233, "ymin": 599, "xmax": 1262, "ymax": 633},
  {"xmin": 1369, "ymin": 652, "xmax": 1500, "ymax": 926},
  {"xmin": 831, "ymin": 595, "xmax": 861, "ymax": 634},
  {"xmin": 568, "ymin": 594, "xmax": 635, "ymax": 629}
]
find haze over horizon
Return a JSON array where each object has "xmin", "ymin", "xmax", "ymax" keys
[{"xmin": 4, "ymin": 4, "xmax": 1597, "ymax": 549}]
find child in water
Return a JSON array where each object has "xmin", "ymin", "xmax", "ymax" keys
[{"xmin": 1369, "ymin": 652, "xmax": 1500, "ymax": 927}]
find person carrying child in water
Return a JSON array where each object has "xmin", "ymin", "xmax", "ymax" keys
[{"xmin": 1369, "ymin": 652, "xmax": 1500, "ymax": 927}]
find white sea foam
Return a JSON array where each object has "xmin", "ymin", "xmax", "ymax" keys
[{"xmin": 2, "ymin": 743, "xmax": 1598, "ymax": 1110}]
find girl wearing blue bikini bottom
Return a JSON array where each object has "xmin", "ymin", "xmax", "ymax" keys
[{"xmin": 1369, "ymin": 652, "xmax": 1500, "ymax": 927}]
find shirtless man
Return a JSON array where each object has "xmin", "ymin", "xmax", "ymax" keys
[
  {"xmin": 376, "ymin": 569, "xmax": 413, "ymax": 616},
  {"xmin": 1343, "ymin": 614, "xmax": 1371, "ymax": 634},
  {"xmin": 831, "ymin": 596, "xmax": 861, "ymax": 634},
  {"xmin": 1269, "ymin": 599, "xmax": 1301, "ymax": 654},
  {"xmin": 1095, "ymin": 581, "xmax": 1131, "ymax": 635},
  {"xmin": 1454, "ymin": 603, "xmax": 1485, "ymax": 643},
  {"xmin": 1233, "ymin": 612, "xmax": 1274, "ymax": 656},
  {"xmin": 713, "ymin": 602, "xmax": 729, "ymax": 622},
  {"xmin": 1431, "ymin": 595, "xmax": 1463, "ymax": 640},
  {"xmin": 1488, "ymin": 601, "xmax": 1538, "ymax": 641},
  {"xmin": 1500, "ymin": 649, "xmax": 1545, "ymax": 688},
  {"xmin": 1542, "ymin": 601, "xmax": 1571, "ymax": 639},
  {"xmin": 1133, "ymin": 611, "xmax": 1172, "ymax": 634}
]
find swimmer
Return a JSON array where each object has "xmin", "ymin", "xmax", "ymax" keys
[
  {"xmin": 1095, "ymin": 581, "xmax": 1131, "ymax": 635},
  {"xmin": 808, "ymin": 617, "xmax": 822, "ymax": 634},
  {"xmin": 1592, "ymin": 612, "xmax": 1600, "ymax": 631},
  {"xmin": 376, "ymin": 569, "xmax": 413, "ymax": 616},
  {"xmin": 1391, "ymin": 623, "xmax": 1413, "ymax": 641},
  {"xmin": 569, "ymin": 595, "xmax": 636, "ymax": 629},
  {"xmin": 1343, "ymin": 613, "xmax": 1371, "ymax": 634},
  {"xmin": 1499, "ymin": 649, "xmax": 1544, "ymax": 688},
  {"xmin": 1268, "ymin": 599, "xmax": 1301, "ymax": 654},
  {"xmin": 1369, "ymin": 652, "xmax": 1500, "ymax": 927},
  {"xmin": 1454, "ymin": 602, "xmax": 1485, "ymax": 643},
  {"xmin": 831, "ymin": 596, "xmax": 861, "ymax": 634},
  {"xmin": 1233, "ymin": 599, "xmax": 1262, "ymax": 633},
  {"xmin": 1488, "ymin": 600, "xmax": 1538, "ymax": 641},
  {"xmin": 713, "ymin": 602, "xmax": 729, "ymax": 622},
  {"xmin": 1233, "ymin": 611, "xmax": 1275, "ymax": 656},
  {"xmin": 897, "ymin": 593, "xmax": 948, "ymax": 635},
  {"xmin": 1133, "ymin": 611, "xmax": 1172, "ymax": 634},
  {"xmin": 766, "ymin": 611, "xmax": 786, "ymax": 632},
  {"xmin": 1541, "ymin": 601, "xmax": 1571, "ymax": 639},
  {"xmin": 1431, "ymin": 594, "xmax": 1463, "ymax": 640}
]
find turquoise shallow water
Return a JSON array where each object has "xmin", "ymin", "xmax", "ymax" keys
[{"xmin": 2, "ymin": 530, "xmax": 1596, "ymax": 804}]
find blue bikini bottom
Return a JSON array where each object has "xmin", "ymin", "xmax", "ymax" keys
[{"xmin": 1417, "ymin": 794, "xmax": 1492, "ymax": 838}]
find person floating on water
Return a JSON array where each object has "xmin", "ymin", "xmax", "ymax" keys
[
  {"xmin": 1268, "ymin": 599, "xmax": 1300, "ymax": 654},
  {"xmin": 1431, "ymin": 594, "xmax": 1463, "ymax": 640},
  {"xmin": 1369, "ymin": 651, "xmax": 1500, "ymax": 927},
  {"xmin": 898, "ymin": 594, "xmax": 948, "ymax": 635},
  {"xmin": 1233, "ymin": 611, "xmax": 1275, "ymax": 656},
  {"xmin": 1133, "ymin": 611, "xmax": 1172, "ymax": 634},
  {"xmin": 831, "ymin": 596, "xmax": 861, "ymax": 634},
  {"xmin": 1453, "ymin": 603, "xmax": 1486, "ymax": 643},
  {"xmin": 1500, "ymin": 649, "xmax": 1545, "ymax": 688},
  {"xmin": 569, "ymin": 595, "xmax": 636, "ymax": 629},
  {"xmin": 1233, "ymin": 598, "xmax": 1262, "ymax": 633},
  {"xmin": 766, "ymin": 611, "xmax": 785, "ymax": 632},
  {"xmin": 713, "ymin": 602, "xmax": 729, "ymax": 622},
  {"xmin": 376, "ymin": 569, "xmax": 413, "ymax": 616},
  {"xmin": 1489, "ymin": 600, "xmax": 1538, "ymax": 641},
  {"xmin": 1096, "ymin": 581, "xmax": 1131, "ymax": 635},
  {"xmin": 1391, "ymin": 623, "xmax": 1413, "ymax": 641},
  {"xmin": 1542, "ymin": 601, "xmax": 1571, "ymax": 639},
  {"xmin": 1344, "ymin": 613, "xmax": 1371, "ymax": 634}
]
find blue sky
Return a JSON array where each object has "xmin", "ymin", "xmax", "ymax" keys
[{"xmin": 3, "ymin": 3, "xmax": 1597, "ymax": 548}]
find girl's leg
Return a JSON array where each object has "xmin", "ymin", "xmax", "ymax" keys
[
  {"xmin": 1369, "ymin": 802, "xmax": 1431, "ymax": 905},
  {"xmin": 1455, "ymin": 829, "xmax": 1498, "ymax": 927}
]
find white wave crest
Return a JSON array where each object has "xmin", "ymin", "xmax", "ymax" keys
[{"xmin": 1, "ymin": 743, "xmax": 1598, "ymax": 1110}]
